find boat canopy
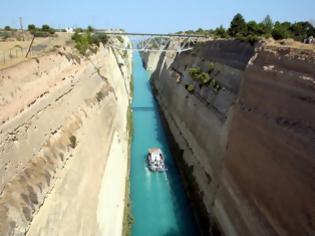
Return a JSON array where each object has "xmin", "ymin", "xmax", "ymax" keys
[{"xmin": 148, "ymin": 148, "xmax": 163, "ymax": 161}]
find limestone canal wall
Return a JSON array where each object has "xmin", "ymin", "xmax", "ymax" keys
[{"xmin": 141, "ymin": 40, "xmax": 315, "ymax": 235}]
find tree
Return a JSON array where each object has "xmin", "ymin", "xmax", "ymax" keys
[
  {"xmin": 87, "ymin": 25, "xmax": 94, "ymax": 32},
  {"xmin": 228, "ymin": 13, "xmax": 247, "ymax": 37},
  {"xmin": 28, "ymin": 24, "xmax": 36, "ymax": 32},
  {"xmin": 272, "ymin": 21, "xmax": 290, "ymax": 40},
  {"xmin": 262, "ymin": 15, "xmax": 273, "ymax": 35},
  {"xmin": 4, "ymin": 26, "xmax": 11, "ymax": 31},
  {"xmin": 213, "ymin": 25, "xmax": 228, "ymax": 38},
  {"xmin": 247, "ymin": 21, "xmax": 259, "ymax": 35},
  {"xmin": 41, "ymin": 24, "xmax": 50, "ymax": 32},
  {"xmin": 289, "ymin": 21, "xmax": 314, "ymax": 41}
]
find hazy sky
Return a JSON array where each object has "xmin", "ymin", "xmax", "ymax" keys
[{"xmin": 1, "ymin": 0, "xmax": 315, "ymax": 33}]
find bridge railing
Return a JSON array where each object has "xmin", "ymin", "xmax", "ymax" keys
[{"xmin": 100, "ymin": 31, "xmax": 209, "ymax": 52}]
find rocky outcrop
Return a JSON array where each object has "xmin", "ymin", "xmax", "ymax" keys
[
  {"xmin": 144, "ymin": 40, "xmax": 315, "ymax": 235},
  {"xmin": 0, "ymin": 40, "xmax": 132, "ymax": 235}
]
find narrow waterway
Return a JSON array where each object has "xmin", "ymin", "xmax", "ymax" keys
[{"xmin": 130, "ymin": 51, "xmax": 198, "ymax": 236}]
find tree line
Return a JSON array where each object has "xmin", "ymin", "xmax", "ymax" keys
[{"xmin": 178, "ymin": 14, "xmax": 315, "ymax": 44}]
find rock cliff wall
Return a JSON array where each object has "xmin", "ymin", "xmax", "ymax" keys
[
  {"xmin": 143, "ymin": 40, "xmax": 315, "ymax": 235},
  {"xmin": 0, "ymin": 40, "xmax": 132, "ymax": 235}
]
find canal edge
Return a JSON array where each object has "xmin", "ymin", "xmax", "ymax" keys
[{"xmin": 122, "ymin": 75, "xmax": 135, "ymax": 236}]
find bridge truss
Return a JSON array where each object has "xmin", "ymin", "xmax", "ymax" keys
[{"xmin": 97, "ymin": 31, "xmax": 208, "ymax": 53}]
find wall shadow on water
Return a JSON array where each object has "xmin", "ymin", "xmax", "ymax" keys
[{"xmin": 163, "ymin": 228, "xmax": 180, "ymax": 236}]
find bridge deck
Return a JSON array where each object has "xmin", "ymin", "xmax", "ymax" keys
[{"xmin": 95, "ymin": 31, "xmax": 208, "ymax": 38}]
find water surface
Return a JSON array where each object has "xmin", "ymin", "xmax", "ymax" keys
[{"xmin": 130, "ymin": 51, "xmax": 197, "ymax": 236}]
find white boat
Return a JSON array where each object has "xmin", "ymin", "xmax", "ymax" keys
[{"xmin": 147, "ymin": 148, "xmax": 166, "ymax": 172}]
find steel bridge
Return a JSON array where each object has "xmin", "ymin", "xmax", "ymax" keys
[{"xmin": 96, "ymin": 31, "xmax": 209, "ymax": 53}]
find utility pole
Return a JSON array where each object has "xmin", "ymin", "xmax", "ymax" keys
[
  {"xmin": 19, "ymin": 17, "xmax": 25, "ymax": 41},
  {"xmin": 19, "ymin": 17, "xmax": 23, "ymax": 31}
]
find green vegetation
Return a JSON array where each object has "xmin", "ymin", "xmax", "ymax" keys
[
  {"xmin": 207, "ymin": 62, "xmax": 215, "ymax": 74},
  {"xmin": 212, "ymin": 25, "xmax": 229, "ymax": 39},
  {"xmin": 188, "ymin": 67, "xmax": 202, "ymax": 79},
  {"xmin": 27, "ymin": 24, "xmax": 55, "ymax": 37},
  {"xmin": 87, "ymin": 25, "xmax": 95, "ymax": 32},
  {"xmin": 225, "ymin": 13, "xmax": 314, "ymax": 43},
  {"xmin": 96, "ymin": 91, "xmax": 105, "ymax": 102},
  {"xmin": 188, "ymin": 68, "xmax": 211, "ymax": 85},
  {"xmin": 176, "ymin": 29, "xmax": 210, "ymax": 36},
  {"xmin": 188, "ymin": 64, "xmax": 222, "ymax": 93},
  {"xmin": 74, "ymin": 27, "xmax": 84, "ymax": 33},
  {"xmin": 185, "ymin": 84, "xmax": 195, "ymax": 93},
  {"xmin": 228, "ymin": 13, "xmax": 248, "ymax": 37},
  {"xmin": 71, "ymin": 32, "xmax": 109, "ymax": 55},
  {"xmin": 4, "ymin": 26, "xmax": 12, "ymax": 31},
  {"xmin": 28, "ymin": 24, "xmax": 36, "ymax": 31},
  {"xmin": 179, "ymin": 13, "xmax": 314, "ymax": 44},
  {"xmin": 74, "ymin": 26, "xmax": 96, "ymax": 33},
  {"xmin": 69, "ymin": 135, "xmax": 77, "ymax": 149}
]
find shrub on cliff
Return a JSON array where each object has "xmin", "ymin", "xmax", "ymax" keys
[
  {"xmin": 210, "ymin": 79, "xmax": 222, "ymax": 93},
  {"xmin": 91, "ymin": 33, "xmax": 109, "ymax": 46},
  {"xmin": 73, "ymin": 33, "xmax": 92, "ymax": 55},
  {"xmin": 188, "ymin": 67, "xmax": 202, "ymax": 80},
  {"xmin": 207, "ymin": 62, "xmax": 215, "ymax": 74},
  {"xmin": 185, "ymin": 84, "xmax": 195, "ymax": 93},
  {"xmin": 236, "ymin": 35, "xmax": 260, "ymax": 45},
  {"xmin": 69, "ymin": 135, "xmax": 77, "ymax": 148},
  {"xmin": 72, "ymin": 32, "xmax": 109, "ymax": 55},
  {"xmin": 199, "ymin": 72, "xmax": 211, "ymax": 85}
]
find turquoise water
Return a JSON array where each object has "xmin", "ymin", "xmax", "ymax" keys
[{"xmin": 130, "ymin": 51, "xmax": 198, "ymax": 236}]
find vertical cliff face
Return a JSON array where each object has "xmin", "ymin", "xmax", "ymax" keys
[
  {"xmin": 224, "ymin": 44, "xmax": 315, "ymax": 236},
  {"xmin": 140, "ymin": 51, "xmax": 162, "ymax": 72},
  {"xmin": 144, "ymin": 40, "xmax": 315, "ymax": 235},
  {"xmin": 0, "ymin": 40, "xmax": 132, "ymax": 235}
]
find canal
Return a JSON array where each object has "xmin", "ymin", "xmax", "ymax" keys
[{"xmin": 130, "ymin": 51, "xmax": 198, "ymax": 236}]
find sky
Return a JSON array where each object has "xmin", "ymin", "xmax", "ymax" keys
[{"xmin": 1, "ymin": 0, "xmax": 315, "ymax": 33}]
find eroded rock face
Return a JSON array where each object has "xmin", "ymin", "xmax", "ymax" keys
[
  {"xmin": 0, "ymin": 41, "xmax": 132, "ymax": 235},
  {"xmin": 145, "ymin": 40, "xmax": 315, "ymax": 235},
  {"xmin": 224, "ymin": 44, "xmax": 315, "ymax": 235}
]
